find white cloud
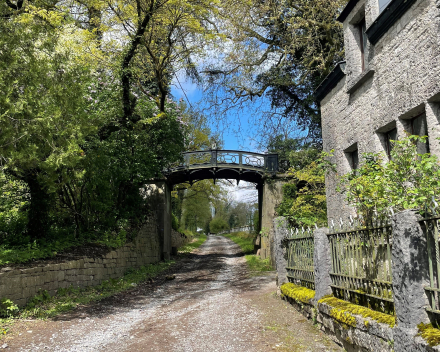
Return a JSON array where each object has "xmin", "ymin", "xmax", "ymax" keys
[{"xmin": 222, "ymin": 181, "xmax": 258, "ymax": 204}]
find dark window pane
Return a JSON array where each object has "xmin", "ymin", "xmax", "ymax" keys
[
  {"xmin": 362, "ymin": 21, "xmax": 367, "ymax": 60},
  {"xmin": 359, "ymin": 19, "xmax": 367, "ymax": 71},
  {"xmin": 379, "ymin": 0, "xmax": 392, "ymax": 12},
  {"xmin": 386, "ymin": 128, "xmax": 397, "ymax": 159},
  {"xmin": 411, "ymin": 114, "xmax": 430, "ymax": 154},
  {"xmin": 351, "ymin": 150, "xmax": 359, "ymax": 170}
]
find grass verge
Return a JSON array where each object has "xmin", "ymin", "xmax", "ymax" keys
[
  {"xmin": 245, "ymin": 254, "xmax": 273, "ymax": 272},
  {"xmin": 178, "ymin": 234, "xmax": 207, "ymax": 254},
  {"xmin": 0, "ymin": 234, "xmax": 209, "ymax": 339},
  {"xmin": 0, "ymin": 239, "xmax": 83, "ymax": 267},
  {"xmin": 223, "ymin": 231, "xmax": 254, "ymax": 254},
  {"xmin": 223, "ymin": 231, "xmax": 273, "ymax": 274},
  {"xmin": 0, "ymin": 234, "xmax": 130, "ymax": 268},
  {"xmin": 0, "ymin": 260, "xmax": 174, "ymax": 339}
]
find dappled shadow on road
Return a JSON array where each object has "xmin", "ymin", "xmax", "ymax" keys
[{"xmin": 51, "ymin": 236, "xmax": 274, "ymax": 323}]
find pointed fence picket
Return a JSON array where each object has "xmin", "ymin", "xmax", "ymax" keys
[
  {"xmin": 285, "ymin": 227, "xmax": 316, "ymax": 290},
  {"xmin": 327, "ymin": 217, "xmax": 394, "ymax": 314}
]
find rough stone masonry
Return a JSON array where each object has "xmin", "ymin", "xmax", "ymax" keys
[
  {"xmin": 0, "ymin": 217, "xmax": 161, "ymax": 307},
  {"xmin": 317, "ymin": 0, "xmax": 440, "ymax": 222}
]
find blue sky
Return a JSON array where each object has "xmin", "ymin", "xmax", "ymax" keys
[
  {"xmin": 171, "ymin": 80, "xmax": 264, "ymax": 202},
  {"xmin": 171, "ymin": 79, "xmax": 268, "ymax": 153}
]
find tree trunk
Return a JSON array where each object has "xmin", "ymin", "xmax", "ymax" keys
[{"xmin": 25, "ymin": 174, "xmax": 51, "ymax": 240}]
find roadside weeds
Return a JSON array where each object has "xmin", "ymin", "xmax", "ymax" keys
[
  {"xmin": 0, "ymin": 234, "xmax": 208, "ymax": 341},
  {"xmin": 223, "ymin": 232, "xmax": 273, "ymax": 274}
]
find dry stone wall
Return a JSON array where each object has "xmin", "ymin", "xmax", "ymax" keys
[
  {"xmin": 171, "ymin": 229, "xmax": 190, "ymax": 249},
  {"xmin": 0, "ymin": 217, "xmax": 160, "ymax": 307}
]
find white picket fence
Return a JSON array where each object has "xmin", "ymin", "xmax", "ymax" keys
[{"xmin": 216, "ymin": 225, "xmax": 254, "ymax": 235}]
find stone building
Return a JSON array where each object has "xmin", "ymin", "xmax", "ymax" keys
[{"xmin": 315, "ymin": 0, "xmax": 440, "ymax": 222}]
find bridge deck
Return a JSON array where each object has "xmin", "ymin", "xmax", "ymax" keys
[{"xmin": 164, "ymin": 150, "xmax": 278, "ymax": 185}]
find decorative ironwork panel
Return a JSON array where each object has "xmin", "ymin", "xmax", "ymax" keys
[
  {"xmin": 421, "ymin": 215, "xmax": 440, "ymax": 319},
  {"xmin": 216, "ymin": 152, "xmax": 240, "ymax": 165},
  {"xmin": 186, "ymin": 151, "xmax": 212, "ymax": 166},
  {"xmin": 286, "ymin": 227, "xmax": 315, "ymax": 290},
  {"xmin": 327, "ymin": 222, "xmax": 394, "ymax": 314},
  {"xmin": 242, "ymin": 153, "xmax": 264, "ymax": 168},
  {"xmin": 167, "ymin": 150, "xmax": 279, "ymax": 171}
]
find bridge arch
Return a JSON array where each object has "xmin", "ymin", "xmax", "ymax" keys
[{"xmin": 153, "ymin": 149, "xmax": 285, "ymax": 265}]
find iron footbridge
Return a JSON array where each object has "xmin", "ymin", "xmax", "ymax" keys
[{"xmin": 164, "ymin": 150, "xmax": 279, "ymax": 185}]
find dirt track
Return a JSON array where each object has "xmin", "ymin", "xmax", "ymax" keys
[{"xmin": 4, "ymin": 235, "xmax": 342, "ymax": 352}]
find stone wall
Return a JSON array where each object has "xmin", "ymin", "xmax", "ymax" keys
[
  {"xmin": 321, "ymin": 0, "xmax": 440, "ymax": 221},
  {"xmin": 283, "ymin": 296, "xmax": 396, "ymax": 352},
  {"xmin": 260, "ymin": 178, "xmax": 284, "ymax": 265},
  {"xmin": 0, "ymin": 217, "xmax": 160, "ymax": 307},
  {"xmin": 171, "ymin": 229, "xmax": 190, "ymax": 249}
]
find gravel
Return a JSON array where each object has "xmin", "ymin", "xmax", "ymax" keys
[{"xmin": 5, "ymin": 236, "xmax": 342, "ymax": 352}]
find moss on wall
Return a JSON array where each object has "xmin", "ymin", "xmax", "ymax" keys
[
  {"xmin": 319, "ymin": 296, "xmax": 395, "ymax": 328},
  {"xmin": 280, "ymin": 283, "xmax": 315, "ymax": 304},
  {"xmin": 417, "ymin": 323, "xmax": 440, "ymax": 347}
]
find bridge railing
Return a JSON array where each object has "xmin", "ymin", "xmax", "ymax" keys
[{"xmin": 178, "ymin": 150, "xmax": 278, "ymax": 172}]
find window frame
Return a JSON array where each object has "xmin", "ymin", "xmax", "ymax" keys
[
  {"xmin": 409, "ymin": 113, "xmax": 430, "ymax": 154},
  {"xmin": 358, "ymin": 18, "xmax": 367, "ymax": 72},
  {"xmin": 384, "ymin": 128, "xmax": 397, "ymax": 159}
]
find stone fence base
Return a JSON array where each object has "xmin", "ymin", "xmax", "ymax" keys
[
  {"xmin": 274, "ymin": 213, "xmax": 440, "ymax": 352},
  {"xmin": 283, "ymin": 294, "xmax": 439, "ymax": 352},
  {"xmin": 0, "ymin": 217, "xmax": 161, "ymax": 307}
]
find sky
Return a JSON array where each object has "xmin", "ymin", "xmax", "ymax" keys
[
  {"xmin": 170, "ymin": 76, "xmax": 268, "ymax": 153},
  {"xmin": 170, "ymin": 75, "xmax": 270, "ymax": 203},
  {"xmin": 171, "ymin": 78, "xmax": 264, "ymax": 203}
]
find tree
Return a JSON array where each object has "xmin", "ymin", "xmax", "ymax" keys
[
  {"xmin": 276, "ymin": 148, "xmax": 327, "ymax": 227},
  {"xmin": 209, "ymin": 216, "xmax": 229, "ymax": 234},
  {"xmin": 203, "ymin": 0, "xmax": 346, "ymax": 145},
  {"xmin": 226, "ymin": 202, "xmax": 254, "ymax": 228},
  {"xmin": 0, "ymin": 0, "xmax": 188, "ymax": 241},
  {"xmin": 180, "ymin": 185, "xmax": 213, "ymax": 232},
  {"xmin": 0, "ymin": 7, "xmax": 102, "ymax": 239}
]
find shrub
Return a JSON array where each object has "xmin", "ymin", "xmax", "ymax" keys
[
  {"xmin": 339, "ymin": 135, "xmax": 440, "ymax": 220},
  {"xmin": 0, "ymin": 299, "xmax": 19, "ymax": 318},
  {"xmin": 209, "ymin": 217, "xmax": 229, "ymax": 234},
  {"xmin": 171, "ymin": 213, "xmax": 179, "ymax": 231}
]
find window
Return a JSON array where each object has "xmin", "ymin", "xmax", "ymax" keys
[
  {"xmin": 350, "ymin": 149, "xmax": 359, "ymax": 170},
  {"xmin": 410, "ymin": 114, "xmax": 430, "ymax": 154},
  {"xmin": 358, "ymin": 18, "xmax": 368, "ymax": 71},
  {"xmin": 385, "ymin": 128, "xmax": 397, "ymax": 159},
  {"xmin": 379, "ymin": 0, "xmax": 392, "ymax": 13}
]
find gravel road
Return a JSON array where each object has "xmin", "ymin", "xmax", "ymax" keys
[{"xmin": 4, "ymin": 235, "xmax": 342, "ymax": 352}]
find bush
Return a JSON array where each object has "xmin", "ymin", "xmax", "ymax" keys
[
  {"xmin": 276, "ymin": 156, "xmax": 327, "ymax": 227},
  {"xmin": 209, "ymin": 217, "xmax": 229, "ymax": 234},
  {"xmin": 179, "ymin": 228, "xmax": 195, "ymax": 238},
  {"xmin": 171, "ymin": 213, "xmax": 179, "ymax": 231},
  {"xmin": 0, "ymin": 299, "xmax": 19, "ymax": 318},
  {"xmin": 339, "ymin": 135, "xmax": 440, "ymax": 220},
  {"xmin": 282, "ymin": 183, "xmax": 297, "ymax": 199}
]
